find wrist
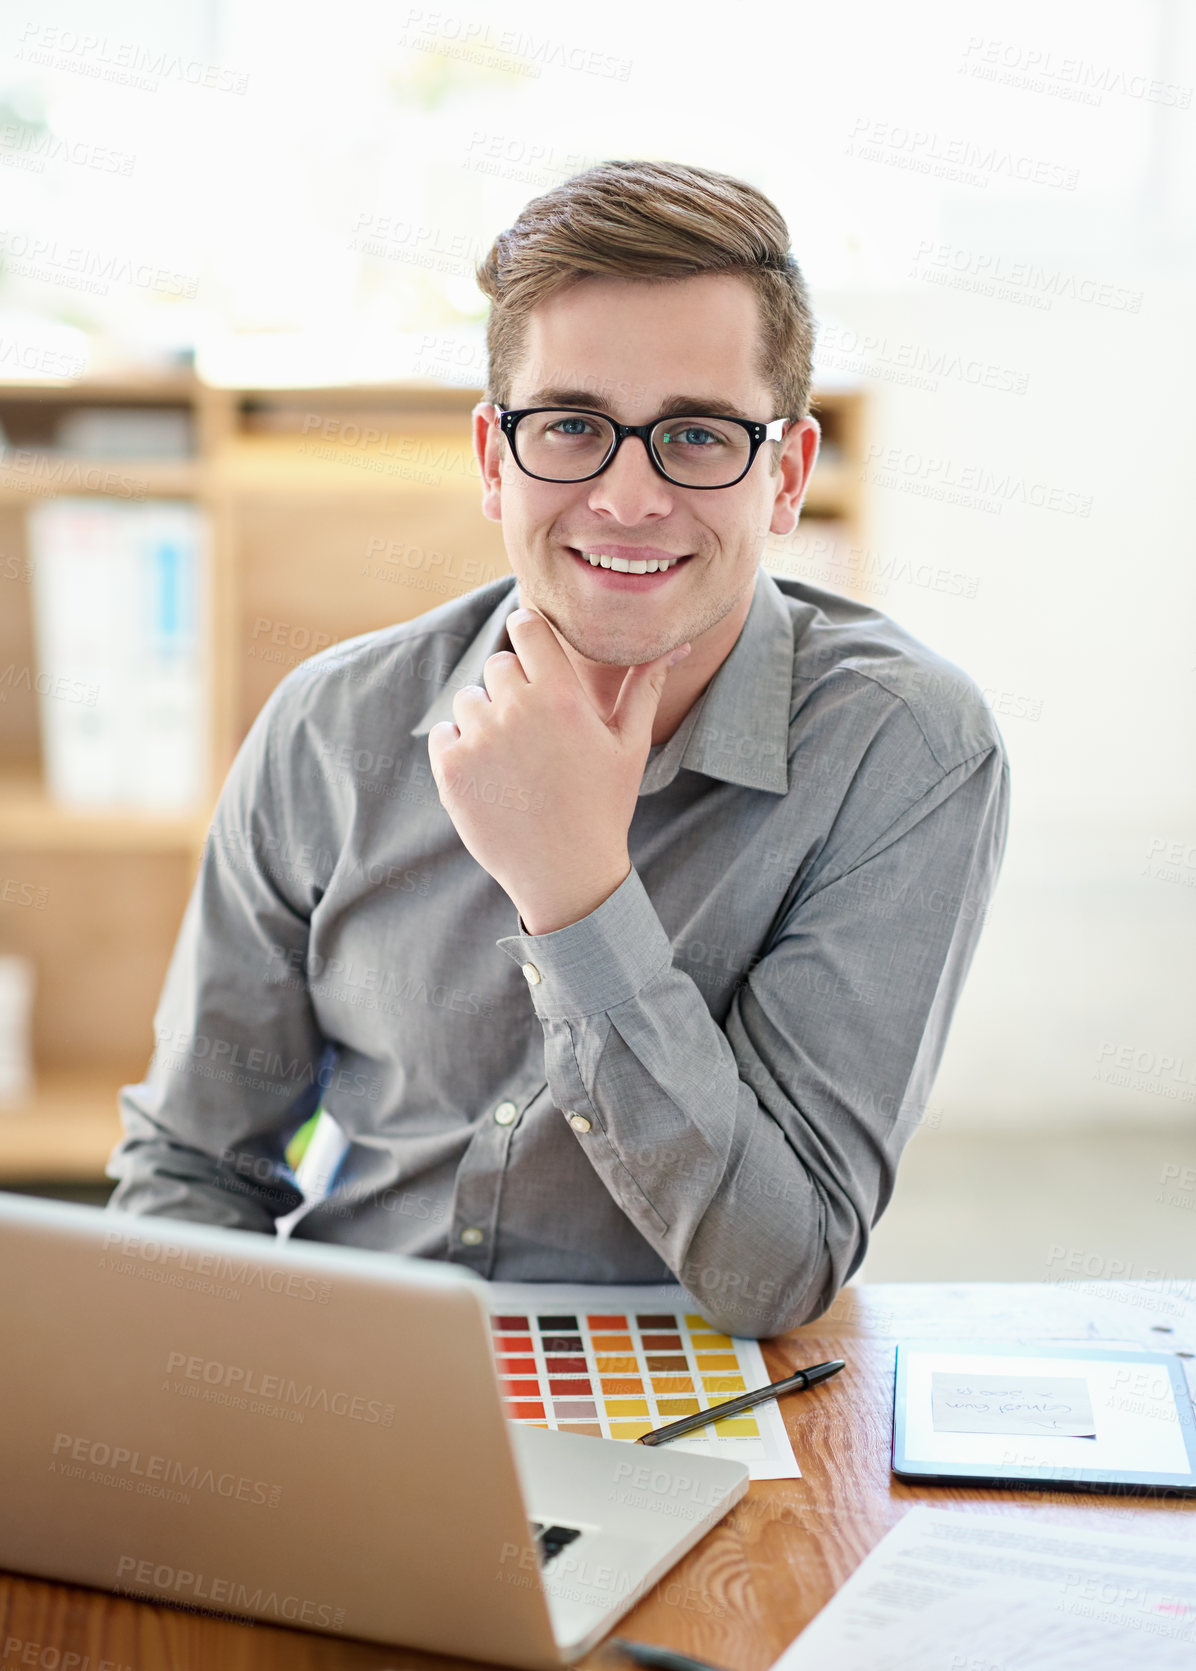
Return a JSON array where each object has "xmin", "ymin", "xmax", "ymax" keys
[{"xmin": 515, "ymin": 858, "xmax": 631, "ymax": 937}]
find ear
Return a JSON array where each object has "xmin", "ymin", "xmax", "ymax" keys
[
  {"xmin": 472, "ymin": 401, "xmax": 504, "ymax": 524},
  {"xmin": 769, "ymin": 416, "xmax": 821, "ymax": 538}
]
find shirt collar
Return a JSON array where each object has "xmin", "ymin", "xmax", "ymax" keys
[{"xmin": 410, "ymin": 567, "xmax": 793, "ymax": 796}]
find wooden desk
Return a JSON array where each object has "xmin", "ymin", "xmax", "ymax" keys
[{"xmin": 3, "ymin": 1281, "xmax": 1194, "ymax": 1670}]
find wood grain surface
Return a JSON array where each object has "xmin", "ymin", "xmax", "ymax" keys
[{"xmin": 3, "ymin": 1281, "xmax": 1193, "ymax": 1671}]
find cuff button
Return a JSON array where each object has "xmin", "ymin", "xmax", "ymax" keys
[{"xmin": 567, "ymin": 1113, "xmax": 592, "ymax": 1134}]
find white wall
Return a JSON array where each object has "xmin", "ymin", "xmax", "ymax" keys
[{"xmin": 809, "ymin": 280, "xmax": 1196, "ymax": 1127}]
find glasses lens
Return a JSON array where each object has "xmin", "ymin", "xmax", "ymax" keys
[
  {"xmin": 653, "ymin": 417, "xmax": 751, "ymax": 487},
  {"xmin": 512, "ymin": 410, "xmax": 615, "ymax": 481}
]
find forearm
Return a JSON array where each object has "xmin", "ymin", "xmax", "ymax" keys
[
  {"xmin": 499, "ymin": 745, "xmax": 1009, "ymax": 1336},
  {"xmin": 108, "ymin": 1079, "xmax": 310, "ymax": 1231},
  {"xmin": 548, "ymin": 1013, "xmax": 841, "ymax": 1336},
  {"xmin": 500, "ymin": 868, "xmax": 847, "ymax": 1336}
]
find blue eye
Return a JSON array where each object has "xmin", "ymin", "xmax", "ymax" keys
[
  {"xmin": 665, "ymin": 426, "xmax": 721, "ymax": 447},
  {"xmin": 551, "ymin": 417, "xmax": 594, "ymax": 436}
]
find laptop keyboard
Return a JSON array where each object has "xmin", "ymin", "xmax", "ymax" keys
[{"xmin": 529, "ymin": 1521, "xmax": 583, "ymax": 1565}]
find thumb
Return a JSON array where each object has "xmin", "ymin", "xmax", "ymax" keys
[{"xmin": 609, "ymin": 642, "xmax": 691, "ymax": 741}]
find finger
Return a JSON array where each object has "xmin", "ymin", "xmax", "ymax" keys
[
  {"xmin": 608, "ymin": 645, "xmax": 689, "ymax": 742},
  {"xmin": 481, "ymin": 649, "xmax": 529, "ymax": 697},
  {"xmin": 504, "ymin": 608, "xmax": 581, "ymax": 693},
  {"xmin": 450, "ymin": 683, "xmax": 491, "ymax": 727},
  {"xmin": 425, "ymin": 719, "xmax": 459, "ymax": 793}
]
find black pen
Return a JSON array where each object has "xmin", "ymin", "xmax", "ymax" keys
[
  {"xmin": 612, "ymin": 1637, "xmax": 730, "ymax": 1671},
  {"xmin": 635, "ymin": 1359, "xmax": 846, "ymax": 1446}
]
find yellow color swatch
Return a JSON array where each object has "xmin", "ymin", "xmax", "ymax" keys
[
  {"xmin": 690, "ymin": 1332, "xmax": 734, "ymax": 1349},
  {"xmin": 596, "ymin": 1356, "xmax": 639, "ymax": 1374},
  {"xmin": 655, "ymin": 1398, "xmax": 700, "ymax": 1417},
  {"xmin": 712, "ymin": 1416, "xmax": 758, "ymax": 1436},
  {"xmin": 651, "ymin": 1377, "xmax": 694, "ymax": 1394},
  {"xmin": 608, "ymin": 1421, "xmax": 654, "ymax": 1440},
  {"xmin": 605, "ymin": 1399, "xmax": 649, "ymax": 1417},
  {"xmin": 702, "ymin": 1375, "xmax": 746, "ymax": 1394},
  {"xmin": 695, "ymin": 1353, "xmax": 739, "ymax": 1371}
]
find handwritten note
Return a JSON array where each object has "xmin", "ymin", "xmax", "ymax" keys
[{"xmin": 930, "ymin": 1372, "xmax": 1096, "ymax": 1437}]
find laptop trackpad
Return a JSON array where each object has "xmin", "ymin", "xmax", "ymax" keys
[
  {"xmin": 512, "ymin": 1424, "xmax": 749, "ymax": 1655},
  {"xmin": 536, "ymin": 1527, "xmax": 666, "ymax": 1644}
]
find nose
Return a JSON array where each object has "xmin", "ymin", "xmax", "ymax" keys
[{"xmin": 585, "ymin": 433, "xmax": 675, "ymax": 524}]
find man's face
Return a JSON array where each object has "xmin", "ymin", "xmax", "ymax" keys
[{"xmin": 474, "ymin": 272, "xmax": 817, "ymax": 670}]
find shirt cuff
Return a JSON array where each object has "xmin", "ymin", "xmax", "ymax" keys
[{"xmin": 495, "ymin": 865, "xmax": 673, "ymax": 1020}]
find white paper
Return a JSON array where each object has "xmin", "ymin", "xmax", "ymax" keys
[
  {"xmin": 774, "ymin": 1506, "xmax": 1196, "ymax": 1670},
  {"xmin": 483, "ymin": 1280, "xmax": 801, "ymax": 1481},
  {"xmin": 931, "ymin": 1371, "xmax": 1096, "ymax": 1437}
]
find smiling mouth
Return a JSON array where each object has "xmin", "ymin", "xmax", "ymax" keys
[{"xmin": 566, "ymin": 547, "xmax": 694, "ymax": 574}]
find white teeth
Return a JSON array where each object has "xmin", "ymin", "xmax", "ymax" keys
[{"xmin": 580, "ymin": 552, "xmax": 682, "ymax": 574}]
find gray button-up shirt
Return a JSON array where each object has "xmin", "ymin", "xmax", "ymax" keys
[{"xmin": 107, "ymin": 565, "xmax": 1009, "ymax": 1336}]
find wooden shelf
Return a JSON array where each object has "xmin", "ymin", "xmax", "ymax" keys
[
  {"xmin": 0, "ymin": 373, "xmax": 199, "ymax": 402},
  {"xmin": 234, "ymin": 380, "xmax": 479, "ymax": 413},
  {"xmin": 0, "ymin": 771, "xmax": 207, "ymax": 852},
  {"xmin": 212, "ymin": 432, "xmax": 477, "ymax": 499},
  {"xmin": 0, "ymin": 1066, "xmax": 132, "ymax": 1181},
  {"xmin": 0, "ymin": 457, "xmax": 200, "ymax": 503}
]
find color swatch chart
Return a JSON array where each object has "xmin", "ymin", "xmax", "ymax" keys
[{"xmin": 484, "ymin": 1281, "xmax": 800, "ymax": 1481}]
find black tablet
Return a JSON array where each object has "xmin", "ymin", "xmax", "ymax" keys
[{"xmin": 892, "ymin": 1341, "xmax": 1196, "ymax": 1495}]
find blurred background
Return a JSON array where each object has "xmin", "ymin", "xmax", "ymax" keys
[{"xmin": 0, "ymin": 0, "xmax": 1192, "ymax": 1289}]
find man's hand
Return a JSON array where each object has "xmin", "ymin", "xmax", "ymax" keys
[{"xmin": 427, "ymin": 608, "xmax": 690, "ymax": 936}]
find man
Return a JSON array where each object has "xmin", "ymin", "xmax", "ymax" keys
[{"xmin": 108, "ymin": 160, "xmax": 1009, "ymax": 1337}]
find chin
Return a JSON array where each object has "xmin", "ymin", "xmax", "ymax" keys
[{"xmin": 574, "ymin": 634, "xmax": 674, "ymax": 669}]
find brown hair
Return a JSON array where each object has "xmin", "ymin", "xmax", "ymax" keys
[{"xmin": 475, "ymin": 159, "xmax": 815, "ymax": 422}]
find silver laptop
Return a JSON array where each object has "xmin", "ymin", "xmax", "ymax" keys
[{"xmin": 0, "ymin": 1192, "xmax": 749, "ymax": 1667}]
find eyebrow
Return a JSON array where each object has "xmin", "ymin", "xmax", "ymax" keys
[{"xmin": 521, "ymin": 388, "xmax": 757, "ymax": 421}]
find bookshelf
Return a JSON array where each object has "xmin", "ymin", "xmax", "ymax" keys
[{"xmin": 0, "ymin": 373, "xmax": 867, "ymax": 1181}]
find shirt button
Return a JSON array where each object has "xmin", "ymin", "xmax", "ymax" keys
[
  {"xmin": 460, "ymin": 1227, "xmax": 484, "ymax": 1246},
  {"xmin": 521, "ymin": 961, "xmax": 542, "ymax": 986},
  {"xmin": 567, "ymin": 1113, "xmax": 592, "ymax": 1134},
  {"xmin": 494, "ymin": 1101, "xmax": 518, "ymax": 1126}
]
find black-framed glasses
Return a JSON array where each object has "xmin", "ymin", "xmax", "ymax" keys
[{"xmin": 497, "ymin": 407, "xmax": 789, "ymax": 490}]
